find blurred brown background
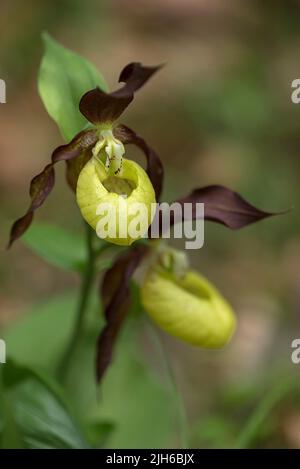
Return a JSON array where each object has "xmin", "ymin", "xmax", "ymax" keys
[{"xmin": 1, "ymin": 0, "xmax": 300, "ymax": 448}]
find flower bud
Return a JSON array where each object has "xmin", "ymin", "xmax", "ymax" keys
[
  {"xmin": 76, "ymin": 157, "xmax": 156, "ymax": 245},
  {"xmin": 141, "ymin": 258, "xmax": 236, "ymax": 348}
]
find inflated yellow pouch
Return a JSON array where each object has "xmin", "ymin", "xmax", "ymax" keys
[
  {"xmin": 76, "ymin": 157, "xmax": 156, "ymax": 246},
  {"xmin": 141, "ymin": 266, "xmax": 236, "ymax": 348}
]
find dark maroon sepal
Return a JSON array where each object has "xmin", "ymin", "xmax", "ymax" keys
[
  {"xmin": 80, "ymin": 62, "xmax": 162, "ymax": 125},
  {"xmin": 115, "ymin": 124, "xmax": 164, "ymax": 201},
  {"xmin": 52, "ymin": 129, "xmax": 97, "ymax": 163},
  {"xmin": 172, "ymin": 185, "xmax": 281, "ymax": 229},
  {"xmin": 96, "ymin": 245, "xmax": 147, "ymax": 383},
  {"xmin": 8, "ymin": 164, "xmax": 55, "ymax": 247},
  {"xmin": 8, "ymin": 129, "xmax": 99, "ymax": 246}
]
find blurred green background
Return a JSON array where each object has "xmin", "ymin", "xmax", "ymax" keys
[{"xmin": 1, "ymin": 0, "xmax": 300, "ymax": 449}]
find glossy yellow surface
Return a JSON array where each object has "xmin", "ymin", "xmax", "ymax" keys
[
  {"xmin": 141, "ymin": 268, "xmax": 236, "ymax": 348},
  {"xmin": 76, "ymin": 157, "xmax": 156, "ymax": 246}
]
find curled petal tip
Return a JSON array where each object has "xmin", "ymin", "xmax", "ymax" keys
[
  {"xmin": 173, "ymin": 184, "xmax": 285, "ymax": 230},
  {"xmin": 80, "ymin": 62, "xmax": 162, "ymax": 125},
  {"xmin": 118, "ymin": 62, "xmax": 163, "ymax": 89}
]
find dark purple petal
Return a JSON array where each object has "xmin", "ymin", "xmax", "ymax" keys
[
  {"xmin": 8, "ymin": 212, "xmax": 34, "ymax": 248},
  {"xmin": 172, "ymin": 185, "xmax": 280, "ymax": 229},
  {"xmin": 52, "ymin": 129, "xmax": 97, "ymax": 192},
  {"xmin": 80, "ymin": 89, "xmax": 132, "ymax": 126},
  {"xmin": 80, "ymin": 62, "xmax": 162, "ymax": 124},
  {"xmin": 8, "ymin": 129, "xmax": 97, "ymax": 247},
  {"xmin": 65, "ymin": 150, "xmax": 92, "ymax": 192},
  {"xmin": 52, "ymin": 128, "xmax": 97, "ymax": 163},
  {"xmin": 8, "ymin": 164, "xmax": 55, "ymax": 247},
  {"xmin": 29, "ymin": 163, "xmax": 55, "ymax": 210},
  {"xmin": 118, "ymin": 62, "xmax": 163, "ymax": 95},
  {"xmin": 96, "ymin": 245, "xmax": 147, "ymax": 383},
  {"xmin": 115, "ymin": 124, "xmax": 164, "ymax": 201}
]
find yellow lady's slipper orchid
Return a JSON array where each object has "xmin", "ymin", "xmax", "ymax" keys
[
  {"xmin": 141, "ymin": 252, "xmax": 236, "ymax": 348},
  {"xmin": 76, "ymin": 156, "xmax": 156, "ymax": 246}
]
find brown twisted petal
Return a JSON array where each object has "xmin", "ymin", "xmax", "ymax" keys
[
  {"xmin": 118, "ymin": 62, "xmax": 163, "ymax": 95},
  {"xmin": 170, "ymin": 185, "xmax": 281, "ymax": 230},
  {"xmin": 8, "ymin": 130, "xmax": 98, "ymax": 247},
  {"xmin": 79, "ymin": 62, "xmax": 162, "ymax": 124},
  {"xmin": 115, "ymin": 124, "xmax": 164, "ymax": 201},
  {"xmin": 65, "ymin": 150, "xmax": 92, "ymax": 193},
  {"xmin": 8, "ymin": 164, "xmax": 55, "ymax": 247},
  {"xmin": 96, "ymin": 244, "xmax": 147, "ymax": 383},
  {"xmin": 52, "ymin": 128, "xmax": 97, "ymax": 192},
  {"xmin": 51, "ymin": 128, "xmax": 98, "ymax": 163}
]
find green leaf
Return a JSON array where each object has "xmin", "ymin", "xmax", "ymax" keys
[
  {"xmin": 235, "ymin": 378, "xmax": 295, "ymax": 449},
  {"xmin": 101, "ymin": 331, "xmax": 175, "ymax": 448},
  {"xmin": 64, "ymin": 318, "xmax": 176, "ymax": 448},
  {"xmin": 4, "ymin": 293, "xmax": 176, "ymax": 448},
  {"xmin": 0, "ymin": 400, "xmax": 23, "ymax": 449},
  {"xmin": 2, "ymin": 361, "xmax": 89, "ymax": 449},
  {"xmin": 4, "ymin": 293, "xmax": 78, "ymax": 373},
  {"xmin": 22, "ymin": 222, "xmax": 86, "ymax": 271},
  {"xmin": 85, "ymin": 421, "xmax": 115, "ymax": 448},
  {"xmin": 0, "ymin": 393, "xmax": 5, "ymax": 435},
  {"xmin": 38, "ymin": 32, "xmax": 108, "ymax": 141},
  {"xmin": 191, "ymin": 415, "xmax": 237, "ymax": 448},
  {"xmin": 4, "ymin": 290, "xmax": 100, "ymax": 374}
]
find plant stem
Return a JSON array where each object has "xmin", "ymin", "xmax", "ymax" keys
[
  {"xmin": 146, "ymin": 320, "xmax": 189, "ymax": 449},
  {"xmin": 235, "ymin": 378, "xmax": 294, "ymax": 449},
  {"xmin": 57, "ymin": 224, "xmax": 96, "ymax": 380}
]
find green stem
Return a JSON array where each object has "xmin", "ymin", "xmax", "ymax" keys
[
  {"xmin": 235, "ymin": 378, "xmax": 294, "ymax": 449},
  {"xmin": 146, "ymin": 320, "xmax": 189, "ymax": 449},
  {"xmin": 57, "ymin": 224, "xmax": 96, "ymax": 380}
]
